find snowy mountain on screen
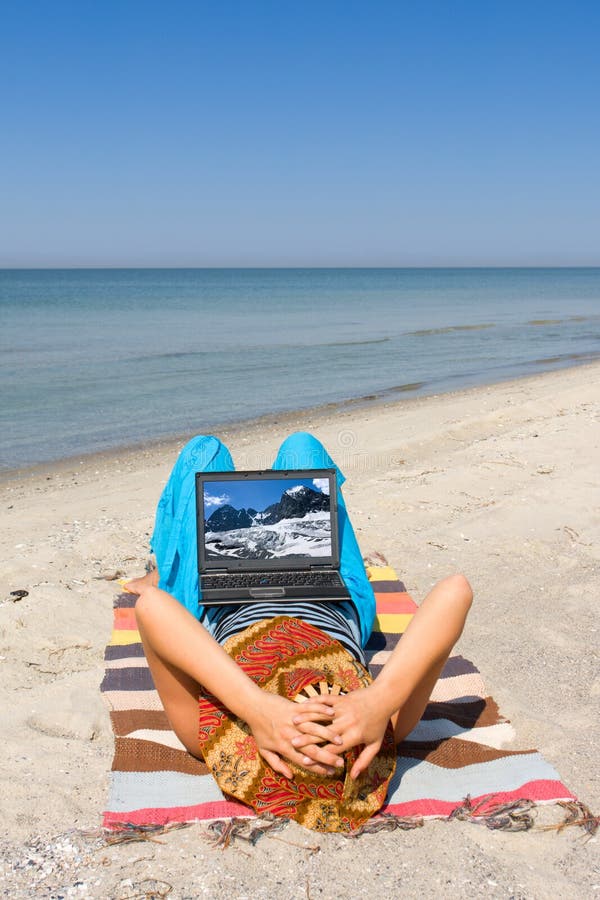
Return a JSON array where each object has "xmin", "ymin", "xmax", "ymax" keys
[
  {"xmin": 259, "ymin": 485, "xmax": 329, "ymax": 525},
  {"xmin": 205, "ymin": 485, "xmax": 331, "ymax": 559},
  {"xmin": 205, "ymin": 505, "xmax": 258, "ymax": 532}
]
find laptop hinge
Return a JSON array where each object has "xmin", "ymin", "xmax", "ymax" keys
[
  {"xmin": 309, "ymin": 564, "xmax": 334, "ymax": 571},
  {"xmin": 203, "ymin": 569, "xmax": 228, "ymax": 576}
]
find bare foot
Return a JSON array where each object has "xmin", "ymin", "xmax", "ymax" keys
[{"xmin": 124, "ymin": 569, "xmax": 159, "ymax": 594}]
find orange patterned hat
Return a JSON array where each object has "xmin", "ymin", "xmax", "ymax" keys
[{"xmin": 198, "ymin": 616, "xmax": 396, "ymax": 833}]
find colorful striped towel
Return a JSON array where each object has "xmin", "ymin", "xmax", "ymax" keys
[{"xmin": 101, "ymin": 564, "xmax": 575, "ymax": 829}]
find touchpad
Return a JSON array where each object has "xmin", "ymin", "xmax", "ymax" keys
[{"xmin": 248, "ymin": 587, "xmax": 286, "ymax": 599}]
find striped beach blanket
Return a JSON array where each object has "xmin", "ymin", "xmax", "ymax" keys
[{"xmin": 101, "ymin": 564, "xmax": 575, "ymax": 829}]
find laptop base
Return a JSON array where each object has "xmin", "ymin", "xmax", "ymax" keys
[{"xmin": 200, "ymin": 582, "xmax": 352, "ymax": 607}]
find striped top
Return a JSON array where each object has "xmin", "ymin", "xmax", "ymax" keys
[{"xmin": 204, "ymin": 600, "xmax": 366, "ymax": 666}]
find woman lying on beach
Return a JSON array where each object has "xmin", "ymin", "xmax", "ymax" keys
[{"xmin": 126, "ymin": 432, "xmax": 472, "ymax": 830}]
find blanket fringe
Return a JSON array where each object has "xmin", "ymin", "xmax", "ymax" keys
[
  {"xmin": 202, "ymin": 815, "xmax": 288, "ymax": 849},
  {"xmin": 100, "ymin": 798, "xmax": 599, "ymax": 848},
  {"xmin": 448, "ymin": 795, "xmax": 600, "ymax": 837},
  {"xmin": 343, "ymin": 813, "xmax": 424, "ymax": 837},
  {"xmin": 199, "ymin": 812, "xmax": 424, "ymax": 848},
  {"xmin": 448, "ymin": 794, "xmax": 536, "ymax": 831},
  {"xmin": 537, "ymin": 801, "xmax": 599, "ymax": 839},
  {"xmin": 101, "ymin": 821, "xmax": 192, "ymax": 845}
]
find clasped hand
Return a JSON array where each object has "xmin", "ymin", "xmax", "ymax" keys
[
  {"xmin": 246, "ymin": 685, "xmax": 391, "ymax": 781},
  {"xmin": 245, "ymin": 692, "xmax": 345, "ymax": 780},
  {"xmin": 291, "ymin": 684, "xmax": 391, "ymax": 779}
]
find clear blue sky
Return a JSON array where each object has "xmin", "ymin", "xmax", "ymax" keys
[
  {"xmin": 204, "ymin": 478, "xmax": 327, "ymax": 516},
  {"xmin": 1, "ymin": 1, "xmax": 599, "ymax": 267}
]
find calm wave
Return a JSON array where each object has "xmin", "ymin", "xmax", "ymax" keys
[{"xmin": 1, "ymin": 267, "xmax": 600, "ymax": 470}]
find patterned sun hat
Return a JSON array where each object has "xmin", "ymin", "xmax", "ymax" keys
[{"xmin": 198, "ymin": 616, "xmax": 396, "ymax": 833}]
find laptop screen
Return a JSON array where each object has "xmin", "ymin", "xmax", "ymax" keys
[{"xmin": 197, "ymin": 470, "xmax": 338, "ymax": 568}]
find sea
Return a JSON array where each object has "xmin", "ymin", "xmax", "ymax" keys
[{"xmin": 1, "ymin": 267, "xmax": 600, "ymax": 472}]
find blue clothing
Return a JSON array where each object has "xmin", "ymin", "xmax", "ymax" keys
[{"xmin": 150, "ymin": 432, "xmax": 376, "ymax": 647}]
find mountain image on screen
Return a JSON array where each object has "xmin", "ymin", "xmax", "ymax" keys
[{"xmin": 205, "ymin": 484, "xmax": 331, "ymax": 560}]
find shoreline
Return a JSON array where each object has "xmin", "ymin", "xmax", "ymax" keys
[{"xmin": 4, "ymin": 357, "xmax": 600, "ymax": 485}]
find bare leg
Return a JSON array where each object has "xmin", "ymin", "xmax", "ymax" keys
[
  {"xmin": 129, "ymin": 574, "xmax": 206, "ymax": 757},
  {"xmin": 129, "ymin": 572, "xmax": 263, "ymax": 757},
  {"xmin": 387, "ymin": 574, "xmax": 474, "ymax": 742},
  {"xmin": 127, "ymin": 574, "xmax": 344, "ymax": 775}
]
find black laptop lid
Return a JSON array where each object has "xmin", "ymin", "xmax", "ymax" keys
[{"xmin": 196, "ymin": 469, "xmax": 340, "ymax": 573}]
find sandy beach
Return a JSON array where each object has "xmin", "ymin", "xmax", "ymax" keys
[{"xmin": 1, "ymin": 361, "xmax": 598, "ymax": 898}]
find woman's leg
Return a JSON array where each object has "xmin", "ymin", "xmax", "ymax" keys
[
  {"xmin": 272, "ymin": 431, "xmax": 376, "ymax": 646},
  {"xmin": 135, "ymin": 434, "xmax": 236, "ymax": 752},
  {"xmin": 129, "ymin": 574, "xmax": 205, "ymax": 756},
  {"xmin": 151, "ymin": 434, "xmax": 235, "ymax": 620},
  {"xmin": 127, "ymin": 573, "xmax": 345, "ymax": 775},
  {"xmin": 383, "ymin": 574, "xmax": 474, "ymax": 741}
]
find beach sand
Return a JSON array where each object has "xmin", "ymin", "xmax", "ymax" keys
[{"xmin": 1, "ymin": 362, "xmax": 598, "ymax": 898}]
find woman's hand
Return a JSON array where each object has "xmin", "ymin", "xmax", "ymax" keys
[
  {"xmin": 292, "ymin": 685, "xmax": 391, "ymax": 779},
  {"xmin": 127, "ymin": 569, "xmax": 347, "ymax": 779},
  {"xmin": 245, "ymin": 693, "xmax": 344, "ymax": 780}
]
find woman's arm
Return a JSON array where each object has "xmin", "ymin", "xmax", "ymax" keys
[
  {"xmin": 292, "ymin": 574, "xmax": 473, "ymax": 778},
  {"xmin": 127, "ymin": 575, "xmax": 344, "ymax": 778}
]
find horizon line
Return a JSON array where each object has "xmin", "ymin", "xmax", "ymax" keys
[{"xmin": 2, "ymin": 263, "xmax": 600, "ymax": 271}]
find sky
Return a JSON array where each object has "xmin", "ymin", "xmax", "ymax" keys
[
  {"xmin": 1, "ymin": 1, "xmax": 599, "ymax": 267},
  {"xmin": 204, "ymin": 478, "xmax": 329, "ymax": 515}
]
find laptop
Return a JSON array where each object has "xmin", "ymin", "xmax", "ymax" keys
[{"xmin": 195, "ymin": 468, "xmax": 352, "ymax": 606}]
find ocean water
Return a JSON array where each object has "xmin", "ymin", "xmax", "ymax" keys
[{"xmin": 1, "ymin": 267, "xmax": 600, "ymax": 471}]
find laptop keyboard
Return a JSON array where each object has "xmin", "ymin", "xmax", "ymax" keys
[{"xmin": 203, "ymin": 571, "xmax": 343, "ymax": 589}]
